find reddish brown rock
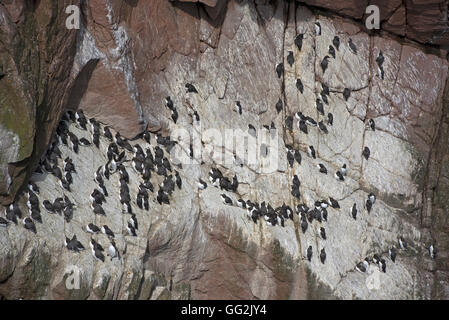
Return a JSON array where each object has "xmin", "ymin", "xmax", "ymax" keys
[{"xmin": 382, "ymin": 5, "xmax": 406, "ymax": 36}]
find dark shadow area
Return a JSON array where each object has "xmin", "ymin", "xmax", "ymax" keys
[{"xmin": 65, "ymin": 58, "xmax": 100, "ymax": 112}]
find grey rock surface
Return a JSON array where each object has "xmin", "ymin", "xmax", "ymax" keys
[{"xmin": 0, "ymin": 1, "xmax": 448, "ymax": 300}]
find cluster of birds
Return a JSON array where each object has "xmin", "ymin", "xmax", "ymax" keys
[
  {"xmin": 0, "ymin": 20, "xmax": 438, "ymax": 286},
  {"xmin": 225, "ymin": 20, "xmax": 437, "ymax": 274},
  {"xmin": 1, "ymin": 107, "xmax": 184, "ymax": 263}
]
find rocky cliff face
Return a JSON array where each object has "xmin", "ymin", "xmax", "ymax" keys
[{"xmin": 1, "ymin": 0, "xmax": 449, "ymax": 299}]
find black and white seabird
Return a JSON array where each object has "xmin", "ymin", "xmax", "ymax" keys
[
  {"xmin": 368, "ymin": 193, "xmax": 376, "ymax": 204},
  {"xmin": 92, "ymin": 203, "xmax": 106, "ymax": 216},
  {"xmin": 287, "ymin": 148, "xmax": 294, "ymax": 168},
  {"xmin": 59, "ymin": 178, "xmax": 71, "ymax": 192},
  {"xmin": 165, "ymin": 96, "xmax": 174, "ymax": 110},
  {"xmin": 356, "ymin": 261, "xmax": 367, "ymax": 273},
  {"xmin": 86, "ymin": 223, "xmax": 100, "ymax": 234},
  {"xmin": 27, "ymin": 190, "xmax": 39, "ymax": 209},
  {"xmin": 234, "ymin": 101, "xmax": 243, "ymax": 115},
  {"xmin": 129, "ymin": 214, "xmax": 138, "ymax": 230},
  {"xmin": 237, "ymin": 199, "xmax": 246, "ymax": 209},
  {"xmin": 368, "ymin": 119, "xmax": 375, "ymax": 131},
  {"xmin": 292, "ymin": 175, "xmax": 300, "ymax": 187},
  {"xmin": 115, "ymin": 132, "xmax": 133, "ymax": 152},
  {"xmin": 276, "ymin": 63, "xmax": 283, "ymax": 78},
  {"xmin": 320, "ymin": 92, "xmax": 328, "ymax": 105},
  {"xmin": 341, "ymin": 164, "xmax": 347, "ymax": 176},
  {"xmin": 5, "ymin": 205, "xmax": 17, "ymax": 224},
  {"xmin": 91, "ymin": 189, "xmax": 106, "ymax": 205},
  {"xmin": 79, "ymin": 137, "xmax": 91, "ymax": 146},
  {"xmin": 318, "ymin": 121, "xmax": 328, "ymax": 134},
  {"xmin": 376, "ymin": 51, "xmax": 385, "ymax": 79},
  {"xmin": 348, "ymin": 38, "xmax": 357, "ymax": 54},
  {"xmin": 297, "ymin": 119, "xmax": 308, "ymax": 134},
  {"xmin": 301, "ymin": 218, "xmax": 308, "ymax": 234},
  {"xmin": 175, "ymin": 171, "xmax": 182, "ymax": 189},
  {"xmin": 376, "ymin": 51, "xmax": 384, "ymax": 68},
  {"xmin": 380, "ymin": 259, "xmax": 386, "ymax": 273},
  {"xmin": 429, "ymin": 243, "xmax": 437, "ymax": 259},
  {"xmin": 185, "ymin": 83, "xmax": 198, "ymax": 93},
  {"xmin": 108, "ymin": 240, "xmax": 119, "ymax": 260},
  {"xmin": 295, "ymin": 34, "xmax": 303, "ymax": 51},
  {"xmin": 51, "ymin": 198, "xmax": 63, "ymax": 215},
  {"xmin": 316, "ymin": 99, "xmax": 325, "ymax": 115},
  {"xmin": 307, "ymin": 245, "xmax": 313, "ymax": 261},
  {"xmin": 356, "ymin": 259, "xmax": 370, "ymax": 273},
  {"xmin": 91, "ymin": 131, "xmax": 100, "ymax": 148},
  {"xmin": 320, "ymin": 248, "xmax": 326, "ymax": 264},
  {"xmin": 31, "ymin": 208, "xmax": 42, "ymax": 223},
  {"xmin": 322, "ymin": 83, "xmax": 330, "ymax": 96},
  {"xmin": 102, "ymin": 225, "xmax": 115, "ymax": 238},
  {"xmin": 365, "ymin": 198, "xmax": 373, "ymax": 213},
  {"xmin": 335, "ymin": 171, "xmax": 344, "ymax": 181},
  {"xmin": 328, "ymin": 45, "xmax": 336, "ymax": 59},
  {"xmin": 328, "ymin": 197, "xmax": 340, "ymax": 209},
  {"xmin": 343, "ymin": 88, "xmax": 351, "ymax": 101},
  {"xmin": 74, "ymin": 235, "xmax": 85, "ymax": 252},
  {"xmin": 333, "ymin": 36, "xmax": 340, "ymax": 50},
  {"xmin": 42, "ymin": 200, "xmax": 55, "ymax": 214},
  {"xmin": 103, "ymin": 126, "xmax": 113, "ymax": 141},
  {"xmin": 198, "ymin": 179, "xmax": 207, "ymax": 190},
  {"xmin": 92, "ymin": 247, "xmax": 105, "ymax": 262},
  {"xmin": 0, "ymin": 217, "xmax": 8, "ymax": 227},
  {"xmin": 362, "ymin": 147, "xmax": 370, "ymax": 160},
  {"xmin": 90, "ymin": 239, "xmax": 104, "ymax": 253},
  {"xmin": 287, "ymin": 51, "xmax": 294, "ymax": 67},
  {"xmin": 322, "ymin": 208, "xmax": 328, "ymax": 222},
  {"xmin": 156, "ymin": 189, "xmax": 170, "ymax": 205},
  {"xmin": 10, "ymin": 203, "xmax": 22, "ymax": 219},
  {"xmin": 318, "ymin": 163, "xmax": 327, "ymax": 174},
  {"xmin": 319, "ymin": 227, "xmax": 327, "ymax": 240},
  {"xmin": 350, "ymin": 203, "xmax": 357, "ymax": 220},
  {"xmin": 320, "ymin": 56, "xmax": 329, "ymax": 74},
  {"xmin": 75, "ymin": 110, "xmax": 88, "ymax": 130},
  {"xmin": 221, "ymin": 194, "xmax": 233, "ymax": 206},
  {"xmin": 327, "ymin": 113, "xmax": 333, "ymax": 126},
  {"xmin": 171, "ymin": 108, "xmax": 178, "ymax": 123},
  {"xmin": 23, "ymin": 217, "xmax": 37, "ymax": 234},
  {"xmin": 68, "ymin": 132, "xmax": 79, "ymax": 153},
  {"xmin": 294, "ymin": 150, "xmax": 301, "ymax": 165},
  {"xmin": 275, "ymin": 99, "xmax": 283, "ymax": 114},
  {"xmin": 63, "ymin": 157, "xmax": 76, "ymax": 173},
  {"xmin": 315, "ymin": 22, "xmax": 321, "ymax": 35},
  {"xmin": 389, "ymin": 247, "xmax": 397, "ymax": 262},
  {"xmin": 126, "ymin": 222, "xmax": 137, "ymax": 237},
  {"xmin": 305, "ymin": 116, "xmax": 317, "ymax": 127},
  {"xmin": 307, "ymin": 145, "xmax": 316, "ymax": 159},
  {"xmin": 398, "ymin": 237, "xmax": 407, "ymax": 249},
  {"xmin": 295, "ymin": 111, "xmax": 305, "ymax": 121},
  {"xmin": 28, "ymin": 181, "xmax": 40, "ymax": 194},
  {"xmin": 296, "ymin": 78, "xmax": 304, "ymax": 94},
  {"xmin": 285, "ymin": 116, "xmax": 293, "ymax": 131}
]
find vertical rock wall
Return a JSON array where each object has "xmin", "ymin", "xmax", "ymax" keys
[{"xmin": 1, "ymin": 0, "xmax": 449, "ymax": 299}]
